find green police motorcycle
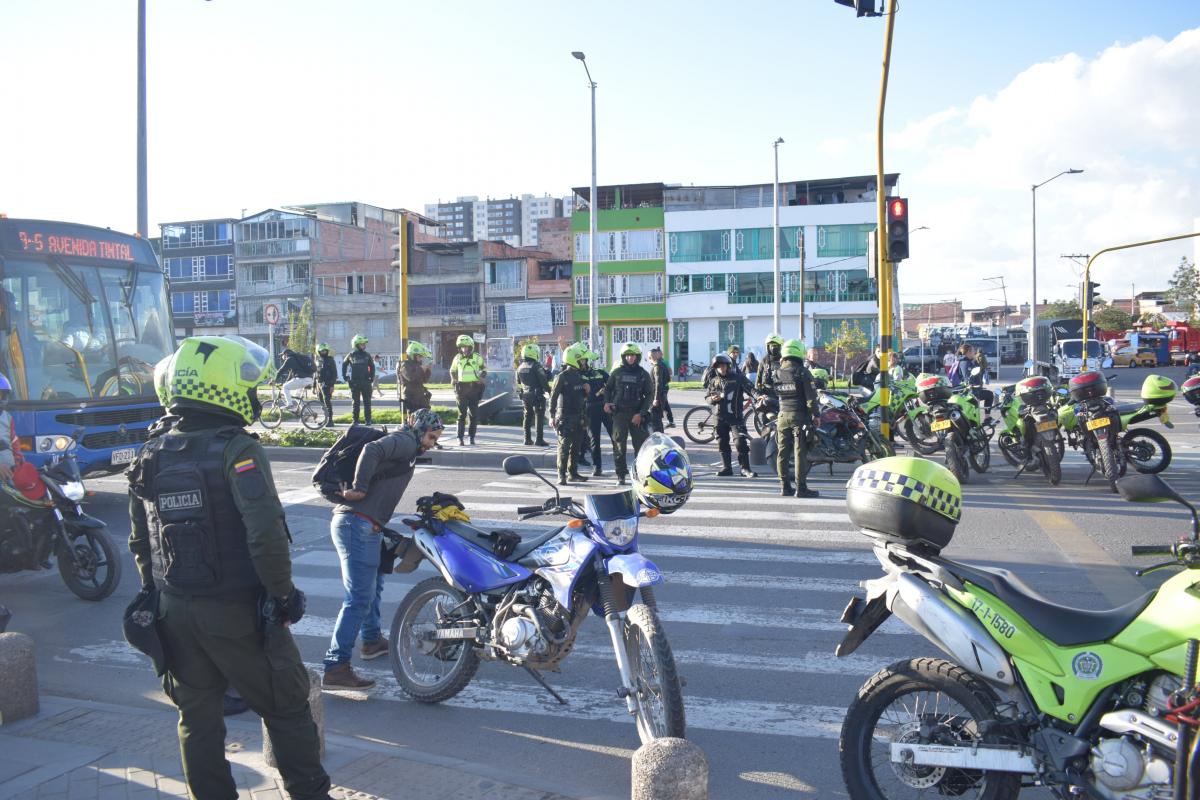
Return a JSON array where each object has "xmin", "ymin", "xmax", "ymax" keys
[
  {"xmin": 1111, "ymin": 375, "xmax": 1176, "ymax": 475},
  {"xmin": 996, "ymin": 376, "xmax": 1064, "ymax": 485},
  {"xmin": 838, "ymin": 457, "xmax": 1200, "ymax": 800},
  {"xmin": 914, "ymin": 374, "xmax": 991, "ymax": 484}
]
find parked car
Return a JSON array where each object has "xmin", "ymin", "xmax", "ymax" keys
[
  {"xmin": 1111, "ymin": 346, "xmax": 1158, "ymax": 368},
  {"xmin": 901, "ymin": 346, "xmax": 939, "ymax": 373}
]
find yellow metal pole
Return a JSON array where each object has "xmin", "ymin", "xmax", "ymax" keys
[
  {"xmin": 1080, "ymin": 231, "xmax": 1200, "ymax": 371},
  {"xmin": 875, "ymin": 0, "xmax": 897, "ymax": 441},
  {"xmin": 399, "ymin": 214, "xmax": 409, "ymax": 344}
]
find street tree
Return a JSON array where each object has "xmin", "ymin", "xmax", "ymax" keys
[
  {"xmin": 1139, "ymin": 311, "xmax": 1169, "ymax": 328},
  {"xmin": 1166, "ymin": 256, "xmax": 1199, "ymax": 319},
  {"xmin": 1093, "ymin": 305, "xmax": 1132, "ymax": 332},
  {"xmin": 286, "ymin": 299, "xmax": 316, "ymax": 355},
  {"xmin": 1043, "ymin": 299, "xmax": 1082, "ymax": 319},
  {"xmin": 828, "ymin": 320, "xmax": 870, "ymax": 381}
]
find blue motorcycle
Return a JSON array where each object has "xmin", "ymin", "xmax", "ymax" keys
[{"xmin": 388, "ymin": 455, "xmax": 685, "ymax": 744}]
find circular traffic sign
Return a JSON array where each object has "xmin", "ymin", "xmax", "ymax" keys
[{"xmin": 264, "ymin": 304, "xmax": 280, "ymax": 325}]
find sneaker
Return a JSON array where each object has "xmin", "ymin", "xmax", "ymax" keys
[
  {"xmin": 322, "ymin": 663, "xmax": 375, "ymax": 689},
  {"xmin": 741, "ymin": 468, "xmax": 758, "ymax": 478},
  {"xmin": 360, "ymin": 637, "xmax": 389, "ymax": 661}
]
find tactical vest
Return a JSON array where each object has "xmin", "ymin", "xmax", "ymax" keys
[
  {"xmin": 583, "ymin": 369, "xmax": 608, "ymax": 407},
  {"xmin": 130, "ymin": 425, "xmax": 260, "ymax": 596},
  {"xmin": 775, "ymin": 361, "xmax": 808, "ymax": 413},
  {"xmin": 615, "ymin": 368, "xmax": 644, "ymax": 410},
  {"xmin": 558, "ymin": 370, "xmax": 587, "ymax": 415},
  {"xmin": 346, "ymin": 350, "xmax": 373, "ymax": 383},
  {"xmin": 516, "ymin": 360, "xmax": 541, "ymax": 391},
  {"xmin": 455, "ymin": 354, "xmax": 484, "ymax": 383}
]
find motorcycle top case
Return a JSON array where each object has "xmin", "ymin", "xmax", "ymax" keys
[
  {"xmin": 1015, "ymin": 376, "xmax": 1052, "ymax": 406},
  {"xmin": 1183, "ymin": 376, "xmax": 1200, "ymax": 406},
  {"xmin": 915, "ymin": 375, "xmax": 951, "ymax": 404},
  {"xmin": 1140, "ymin": 374, "xmax": 1176, "ymax": 406},
  {"xmin": 845, "ymin": 456, "xmax": 961, "ymax": 551},
  {"xmin": 1067, "ymin": 370, "xmax": 1107, "ymax": 402}
]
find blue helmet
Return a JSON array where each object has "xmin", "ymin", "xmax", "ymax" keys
[{"xmin": 0, "ymin": 372, "xmax": 11, "ymax": 409}]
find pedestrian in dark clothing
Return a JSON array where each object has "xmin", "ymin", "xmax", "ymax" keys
[
  {"xmin": 516, "ymin": 343, "xmax": 551, "ymax": 446},
  {"xmin": 342, "ymin": 335, "xmax": 375, "ymax": 424},
  {"xmin": 579, "ymin": 349, "xmax": 612, "ymax": 476},
  {"xmin": 316, "ymin": 343, "xmax": 338, "ymax": 426},
  {"xmin": 604, "ymin": 342, "xmax": 653, "ymax": 485},
  {"xmin": 323, "ymin": 409, "xmax": 444, "ymax": 689},
  {"xmin": 774, "ymin": 339, "xmax": 820, "ymax": 498},
  {"xmin": 647, "ymin": 347, "xmax": 673, "ymax": 432},
  {"xmin": 705, "ymin": 353, "xmax": 756, "ymax": 477},
  {"xmin": 399, "ymin": 341, "xmax": 433, "ymax": 414},
  {"xmin": 550, "ymin": 344, "xmax": 590, "ymax": 485},
  {"xmin": 126, "ymin": 336, "xmax": 330, "ymax": 800}
]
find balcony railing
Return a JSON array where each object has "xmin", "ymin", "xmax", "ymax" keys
[
  {"xmin": 235, "ymin": 239, "xmax": 310, "ymax": 258},
  {"xmin": 484, "ymin": 281, "xmax": 525, "ymax": 296},
  {"xmin": 726, "ymin": 291, "xmax": 877, "ymax": 305},
  {"xmin": 410, "ymin": 304, "xmax": 481, "ymax": 317},
  {"xmin": 574, "ymin": 293, "xmax": 664, "ymax": 306}
]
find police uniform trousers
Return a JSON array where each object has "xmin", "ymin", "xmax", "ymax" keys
[
  {"xmin": 158, "ymin": 591, "xmax": 330, "ymax": 800},
  {"xmin": 456, "ymin": 382, "xmax": 484, "ymax": 440},
  {"xmin": 522, "ymin": 393, "xmax": 546, "ymax": 442},
  {"xmin": 349, "ymin": 381, "xmax": 372, "ymax": 424},
  {"xmin": 317, "ymin": 381, "xmax": 335, "ymax": 422},
  {"xmin": 610, "ymin": 410, "xmax": 649, "ymax": 478},
  {"xmin": 556, "ymin": 414, "xmax": 583, "ymax": 477},
  {"xmin": 581, "ymin": 403, "xmax": 613, "ymax": 470},
  {"xmin": 717, "ymin": 415, "xmax": 752, "ymax": 470},
  {"xmin": 776, "ymin": 410, "xmax": 812, "ymax": 489}
]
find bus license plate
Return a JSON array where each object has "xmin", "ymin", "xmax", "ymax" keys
[
  {"xmin": 1086, "ymin": 417, "xmax": 1111, "ymax": 431},
  {"xmin": 111, "ymin": 447, "xmax": 137, "ymax": 465},
  {"xmin": 931, "ymin": 419, "xmax": 952, "ymax": 432},
  {"xmin": 1036, "ymin": 420, "xmax": 1058, "ymax": 432}
]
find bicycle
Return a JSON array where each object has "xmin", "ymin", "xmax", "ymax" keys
[
  {"xmin": 683, "ymin": 395, "xmax": 758, "ymax": 444},
  {"xmin": 259, "ymin": 383, "xmax": 326, "ymax": 430}
]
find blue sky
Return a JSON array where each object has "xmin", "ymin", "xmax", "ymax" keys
[{"xmin": 3, "ymin": 0, "xmax": 1198, "ymax": 305}]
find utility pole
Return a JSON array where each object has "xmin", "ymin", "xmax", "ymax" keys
[{"xmin": 772, "ymin": 137, "xmax": 784, "ymax": 335}]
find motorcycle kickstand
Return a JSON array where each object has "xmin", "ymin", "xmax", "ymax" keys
[
  {"xmin": 523, "ymin": 665, "xmax": 567, "ymax": 705},
  {"xmin": 1084, "ymin": 465, "xmax": 1096, "ymax": 486}
]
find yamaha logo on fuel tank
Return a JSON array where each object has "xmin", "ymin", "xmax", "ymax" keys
[{"xmin": 159, "ymin": 490, "xmax": 203, "ymax": 512}]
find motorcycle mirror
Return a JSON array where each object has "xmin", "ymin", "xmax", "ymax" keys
[
  {"xmin": 1117, "ymin": 474, "xmax": 1193, "ymax": 511},
  {"xmin": 503, "ymin": 456, "xmax": 534, "ymax": 476}
]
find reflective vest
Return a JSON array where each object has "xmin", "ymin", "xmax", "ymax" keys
[{"xmin": 453, "ymin": 353, "xmax": 485, "ymax": 383}]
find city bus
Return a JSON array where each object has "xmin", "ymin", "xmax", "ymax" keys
[{"xmin": 0, "ymin": 218, "xmax": 175, "ymax": 474}]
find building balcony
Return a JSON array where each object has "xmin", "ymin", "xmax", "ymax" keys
[
  {"xmin": 723, "ymin": 291, "xmax": 877, "ymax": 305},
  {"xmin": 408, "ymin": 306, "xmax": 483, "ymax": 329},
  {"xmin": 574, "ymin": 293, "xmax": 665, "ymax": 306},
  {"xmin": 235, "ymin": 239, "xmax": 310, "ymax": 259},
  {"xmin": 483, "ymin": 281, "xmax": 526, "ymax": 298}
]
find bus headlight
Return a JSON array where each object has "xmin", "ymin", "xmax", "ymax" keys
[{"xmin": 38, "ymin": 436, "xmax": 74, "ymax": 453}]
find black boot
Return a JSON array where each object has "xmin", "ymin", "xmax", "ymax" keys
[
  {"xmin": 740, "ymin": 454, "xmax": 757, "ymax": 478},
  {"xmin": 616, "ymin": 474, "xmax": 628, "ymax": 485},
  {"xmin": 524, "ymin": 436, "xmax": 533, "ymax": 446},
  {"xmin": 535, "ymin": 437, "xmax": 548, "ymax": 446},
  {"xmin": 459, "ymin": 437, "xmax": 465, "ymax": 446},
  {"xmin": 716, "ymin": 454, "xmax": 733, "ymax": 477},
  {"xmin": 569, "ymin": 470, "xmax": 589, "ymax": 482},
  {"xmin": 470, "ymin": 435, "xmax": 476, "ymax": 445},
  {"xmin": 781, "ymin": 482, "xmax": 795, "ymax": 496},
  {"xmin": 796, "ymin": 485, "xmax": 820, "ymax": 499},
  {"xmin": 592, "ymin": 464, "xmax": 603, "ymax": 477},
  {"xmin": 558, "ymin": 475, "xmax": 569, "ymax": 486}
]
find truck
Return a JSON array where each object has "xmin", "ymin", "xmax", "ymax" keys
[
  {"xmin": 1033, "ymin": 318, "xmax": 1096, "ymax": 375},
  {"xmin": 1163, "ymin": 321, "xmax": 1200, "ymax": 365},
  {"xmin": 1049, "ymin": 338, "xmax": 1107, "ymax": 382}
]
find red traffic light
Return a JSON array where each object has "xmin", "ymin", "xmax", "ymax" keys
[{"xmin": 888, "ymin": 198, "xmax": 907, "ymax": 220}]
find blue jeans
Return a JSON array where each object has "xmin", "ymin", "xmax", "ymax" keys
[{"xmin": 323, "ymin": 513, "xmax": 385, "ymax": 670}]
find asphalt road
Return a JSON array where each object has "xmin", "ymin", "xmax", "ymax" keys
[{"xmin": 5, "ymin": 362, "xmax": 1199, "ymax": 799}]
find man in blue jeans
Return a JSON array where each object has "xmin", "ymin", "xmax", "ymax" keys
[{"xmin": 322, "ymin": 409, "xmax": 444, "ymax": 689}]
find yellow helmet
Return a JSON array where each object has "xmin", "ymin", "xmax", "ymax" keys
[{"xmin": 167, "ymin": 336, "xmax": 270, "ymax": 424}]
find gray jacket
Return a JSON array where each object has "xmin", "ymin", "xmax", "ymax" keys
[{"xmin": 334, "ymin": 429, "xmax": 419, "ymax": 527}]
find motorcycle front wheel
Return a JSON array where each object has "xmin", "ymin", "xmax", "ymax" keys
[
  {"xmin": 390, "ymin": 577, "xmax": 480, "ymax": 703},
  {"xmin": 1122, "ymin": 428, "xmax": 1171, "ymax": 474},
  {"xmin": 56, "ymin": 526, "xmax": 122, "ymax": 601},
  {"xmin": 840, "ymin": 658, "xmax": 1021, "ymax": 800},
  {"xmin": 624, "ymin": 603, "xmax": 686, "ymax": 744},
  {"xmin": 944, "ymin": 434, "xmax": 969, "ymax": 484},
  {"xmin": 996, "ymin": 433, "xmax": 1025, "ymax": 469},
  {"xmin": 683, "ymin": 406, "xmax": 716, "ymax": 445}
]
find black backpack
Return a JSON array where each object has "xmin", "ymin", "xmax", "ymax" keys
[
  {"xmin": 299, "ymin": 354, "xmax": 316, "ymax": 377},
  {"xmin": 312, "ymin": 425, "xmax": 412, "ymax": 503}
]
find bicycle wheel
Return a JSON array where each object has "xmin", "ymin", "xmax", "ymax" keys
[
  {"xmin": 259, "ymin": 400, "xmax": 285, "ymax": 429},
  {"xmin": 299, "ymin": 401, "xmax": 325, "ymax": 430},
  {"xmin": 683, "ymin": 406, "xmax": 716, "ymax": 444}
]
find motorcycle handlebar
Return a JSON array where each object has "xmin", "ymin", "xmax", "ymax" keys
[
  {"xmin": 1131, "ymin": 544, "xmax": 1173, "ymax": 556},
  {"xmin": 516, "ymin": 505, "xmax": 542, "ymax": 515}
]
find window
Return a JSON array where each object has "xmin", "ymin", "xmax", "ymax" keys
[
  {"xmin": 485, "ymin": 259, "xmax": 524, "ymax": 288},
  {"xmin": 287, "ymin": 262, "xmax": 310, "ymax": 283},
  {"xmin": 816, "ymin": 224, "xmax": 875, "ymax": 257},
  {"xmin": 245, "ymin": 263, "xmax": 270, "ymax": 283},
  {"xmin": 172, "ymin": 292, "xmax": 195, "ymax": 313},
  {"xmin": 166, "ymin": 258, "xmax": 190, "ymax": 280},
  {"xmin": 718, "ymin": 319, "xmax": 745, "ymax": 353},
  {"xmin": 326, "ymin": 319, "xmax": 346, "ymax": 340},
  {"xmin": 690, "ymin": 273, "xmax": 726, "ymax": 292},
  {"xmin": 574, "ymin": 229, "xmax": 664, "ymax": 262},
  {"xmin": 575, "ymin": 274, "xmax": 663, "ymax": 304},
  {"xmin": 366, "ymin": 318, "xmax": 390, "ymax": 339},
  {"xmin": 551, "ymin": 302, "xmax": 568, "ymax": 327},
  {"xmin": 669, "ymin": 230, "xmax": 730, "ymax": 263},
  {"xmin": 734, "ymin": 227, "xmax": 802, "ymax": 260},
  {"xmin": 488, "ymin": 304, "xmax": 507, "ymax": 329},
  {"xmin": 198, "ymin": 290, "xmax": 233, "ymax": 312},
  {"xmin": 625, "ymin": 274, "xmax": 662, "ymax": 302},
  {"xmin": 670, "ymin": 274, "xmax": 690, "ymax": 294}
]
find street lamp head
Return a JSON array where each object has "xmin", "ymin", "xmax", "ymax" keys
[
  {"xmin": 571, "ymin": 51, "xmax": 586, "ymax": 60},
  {"xmin": 774, "ymin": 137, "xmax": 785, "ymax": 145},
  {"xmin": 1068, "ymin": 168, "xmax": 1084, "ymax": 174}
]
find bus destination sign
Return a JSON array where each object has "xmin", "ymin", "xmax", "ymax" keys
[{"xmin": 0, "ymin": 222, "xmax": 140, "ymax": 262}]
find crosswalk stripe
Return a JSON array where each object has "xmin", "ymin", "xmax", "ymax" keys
[
  {"xmin": 461, "ymin": 502, "xmax": 851, "ymax": 524},
  {"xmin": 469, "ymin": 487, "xmax": 848, "ymax": 509}
]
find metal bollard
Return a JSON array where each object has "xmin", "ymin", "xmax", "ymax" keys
[
  {"xmin": 631, "ymin": 737, "xmax": 708, "ymax": 800},
  {"xmin": 0, "ymin": 632, "xmax": 39, "ymax": 725},
  {"xmin": 263, "ymin": 668, "xmax": 324, "ymax": 767}
]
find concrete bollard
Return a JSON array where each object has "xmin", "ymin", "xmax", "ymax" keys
[
  {"xmin": 631, "ymin": 737, "xmax": 708, "ymax": 800},
  {"xmin": 0, "ymin": 604, "xmax": 10, "ymax": 633},
  {"xmin": 263, "ymin": 668, "xmax": 324, "ymax": 767},
  {"xmin": 0, "ymin": 631, "xmax": 39, "ymax": 725}
]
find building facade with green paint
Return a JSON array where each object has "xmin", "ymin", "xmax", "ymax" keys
[{"xmin": 570, "ymin": 183, "xmax": 667, "ymax": 366}]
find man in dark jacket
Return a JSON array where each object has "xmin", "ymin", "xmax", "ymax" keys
[
  {"xmin": 604, "ymin": 342, "xmax": 653, "ymax": 485},
  {"xmin": 323, "ymin": 409, "xmax": 443, "ymax": 689},
  {"xmin": 774, "ymin": 339, "xmax": 820, "ymax": 498},
  {"xmin": 516, "ymin": 343, "xmax": 551, "ymax": 446},
  {"xmin": 127, "ymin": 336, "xmax": 330, "ymax": 800},
  {"xmin": 399, "ymin": 341, "xmax": 433, "ymax": 414},
  {"xmin": 276, "ymin": 348, "xmax": 315, "ymax": 411},
  {"xmin": 580, "ymin": 349, "xmax": 612, "ymax": 476},
  {"xmin": 550, "ymin": 343, "xmax": 590, "ymax": 485},
  {"xmin": 647, "ymin": 346, "xmax": 673, "ymax": 432},
  {"xmin": 315, "ymin": 343, "xmax": 338, "ymax": 426},
  {"xmin": 705, "ymin": 353, "xmax": 756, "ymax": 477},
  {"xmin": 342, "ymin": 335, "xmax": 375, "ymax": 425}
]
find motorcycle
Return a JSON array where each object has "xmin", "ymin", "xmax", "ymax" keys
[
  {"xmin": 1056, "ymin": 372, "xmax": 1127, "ymax": 492},
  {"xmin": 857, "ymin": 371, "xmax": 933, "ymax": 453},
  {"xmin": 388, "ymin": 455, "xmax": 685, "ymax": 744},
  {"xmin": 996, "ymin": 375, "xmax": 1064, "ymax": 485},
  {"xmin": 763, "ymin": 388, "xmax": 890, "ymax": 477},
  {"xmin": 915, "ymin": 374, "xmax": 992, "ymax": 484},
  {"xmin": 837, "ymin": 468, "xmax": 1200, "ymax": 800},
  {"xmin": 1184, "ymin": 376, "xmax": 1200, "ymax": 417},
  {"xmin": 0, "ymin": 441, "xmax": 121, "ymax": 601},
  {"xmin": 1110, "ymin": 375, "xmax": 1176, "ymax": 475}
]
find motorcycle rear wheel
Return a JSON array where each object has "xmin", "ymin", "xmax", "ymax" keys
[
  {"xmin": 968, "ymin": 433, "xmax": 990, "ymax": 474},
  {"xmin": 391, "ymin": 577, "xmax": 480, "ymax": 703},
  {"xmin": 1122, "ymin": 428, "xmax": 1171, "ymax": 474},
  {"xmin": 1095, "ymin": 436, "xmax": 1122, "ymax": 493},
  {"xmin": 57, "ymin": 527, "xmax": 122, "ymax": 601},
  {"xmin": 624, "ymin": 603, "xmax": 686, "ymax": 744},
  {"xmin": 840, "ymin": 657, "xmax": 1021, "ymax": 800},
  {"xmin": 904, "ymin": 415, "xmax": 940, "ymax": 456},
  {"xmin": 683, "ymin": 406, "xmax": 716, "ymax": 445},
  {"xmin": 1039, "ymin": 444, "xmax": 1062, "ymax": 486}
]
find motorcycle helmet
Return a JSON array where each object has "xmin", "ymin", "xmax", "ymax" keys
[
  {"xmin": 167, "ymin": 335, "xmax": 271, "ymax": 425},
  {"xmin": 1182, "ymin": 376, "xmax": 1200, "ymax": 411},
  {"xmin": 0, "ymin": 372, "xmax": 13, "ymax": 410},
  {"xmin": 765, "ymin": 333, "xmax": 784, "ymax": 358},
  {"xmin": 782, "ymin": 339, "xmax": 807, "ymax": 360},
  {"xmin": 633, "ymin": 432, "xmax": 693, "ymax": 514},
  {"xmin": 351, "ymin": 334, "xmax": 369, "ymax": 349},
  {"xmin": 620, "ymin": 342, "xmax": 642, "ymax": 366},
  {"xmin": 846, "ymin": 456, "xmax": 961, "ymax": 551},
  {"xmin": 1140, "ymin": 374, "xmax": 1176, "ymax": 407},
  {"xmin": 405, "ymin": 341, "xmax": 432, "ymax": 360},
  {"xmin": 563, "ymin": 343, "xmax": 586, "ymax": 369},
  {"xmin": 810, "ymin": 367, "xmax": 829, "ymax": 389},
  {"xmin": 456, "ymin": 334, "xmax": 475, "ymax": 350},
  {"xmin": 712, "ymin": 353, "xmax": 733, "ymax": 370},
  {"xmin": 316, "ymin": 342, "xmax": 330, "ymax": 355},
  {"xmin": 584, "ymin": 348, "xmax": 601, "ymax": 367},
  {"xmin": 522, "ymin": 343, "xmax": 541, "ymax": 361}
]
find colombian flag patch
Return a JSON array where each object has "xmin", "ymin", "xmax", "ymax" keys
[{"xmin": 234, "ymin": 459, "xmax": 257, "ymax": 473}]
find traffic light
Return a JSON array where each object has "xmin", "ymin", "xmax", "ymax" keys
[
  {"xmin": 833, "ymin": 0, "xmax": 879, "ymax": 15},
  {"xmin": 886, "ymin": 197, "xmax": 909, "ymax": 262},
  {"xmin": 1084, "ymin": 281, "xmax": 1100, "ymax": 310}
]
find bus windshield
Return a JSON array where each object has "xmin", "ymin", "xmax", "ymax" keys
[{"xmin": 0, "ymin": 258, "xmax": 173, "ymax": 402}]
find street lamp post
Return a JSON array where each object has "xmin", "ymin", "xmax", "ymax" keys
[
  {"xmin": 137, "ymin": 0, "xmax": 147, "ymax": 237},
  {"xmin": 772, "ymin": 137, "xmax": 784, "ymax": 335},
  {"xmin": 1030, "ymin": 168, "xmax": 1083, "ymax": 373},
  {"xmin": 572, "ymin": 51, "xmax": 599, "ymax": 360}
]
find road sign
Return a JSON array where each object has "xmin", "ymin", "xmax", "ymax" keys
[{"xmin": 264, "ymin": 304, "xmax": 280, "ymax": 326}]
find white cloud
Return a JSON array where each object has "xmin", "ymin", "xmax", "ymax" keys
[{"xmin": 898, "ymin": 28, "xmax": 1200, "ymax": 307}]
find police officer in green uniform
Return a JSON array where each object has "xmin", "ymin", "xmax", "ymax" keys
[
  {"xmin": 775, "ymin": 339, "xmax": 820, "ymax": 498},
  {"xmin": 516, "ymin": 343, "xmax": 550, "ymax": 446},
  {"xmin": 550, "ymin": 343, "xmax": 589, "ymax": 486},
  {"xmin": 579, "ymin": 349, "xmax": 612, "ymax": 476},
  {"xmin": 450, "ymin": 334, "xmax": 487, "ymax": 446},
  {"xmin": 604, "ymin": 342, "xmax": 653, "ymax": 486},
  {"xmin": 127, "ymin": 335, "xmax": 330, "ymax": 800}
]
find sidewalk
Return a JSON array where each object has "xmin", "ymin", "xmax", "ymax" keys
[{"xmin": 0, "ymin": 696, "xmax": 604, "ymax": 800}]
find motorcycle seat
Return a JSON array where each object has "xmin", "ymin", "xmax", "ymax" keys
[
  {"xmin": 1114, "ymin": 402, "xmax": 1143, "ymax": 416},
  {"xmin": 933, "ymin": 557, "xmax": 1154, "ymax": 647},
  {"xmin": 443, "ymin": 519, "xmax": 560, "ymax": 562}
]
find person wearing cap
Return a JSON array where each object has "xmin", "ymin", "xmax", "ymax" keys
[
  {"xmin": 315, "ymin": 343, "xmax": 338, "ymax": 427},
  {"xmin": 647, "ymin": 346, "xmax": 673, "ymax": 433},
  {"xmin": 275, "ymin": 348, "xmax": 315, "ymax": 412},
  {"xmin": 323, "ymin": 409, "xmax": 444, "ymax": 689}
]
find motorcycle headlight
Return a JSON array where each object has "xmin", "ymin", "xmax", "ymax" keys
[
  {"xmin": 62, "ymin": 481, "xmax": 85, "ymax": 502},
  {"xmin": 598, "ymin": 517, "xmax": 638, "ymax": 547}
]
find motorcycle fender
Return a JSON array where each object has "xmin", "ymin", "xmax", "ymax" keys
[
  {"xmin": 837, "ymin": 573, "xmax": 897, "ymax": 656},
  {"xmin": 605, "ymin": 553, "xmax": 663, "ymax": 589},
  {"xmin": 890, "ymin": 573, "xmax": 1014, "ymax": 687}
]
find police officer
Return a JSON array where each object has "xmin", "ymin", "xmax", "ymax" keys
[
  {"xmin": 450, "ymin": 334, "xmax": 487, "ymax": 446},
  {"xmin": 705, "ymin": 352, "xmax": 757, "ymax": 478},
  {"xmin": 516, "ymin": 343, "xmax": 550, "ymax": 446},
  {"xmin": 756, "ymin": 334, "xmax": 785, "ymax": 396},
  {"xmin": 342, "ymin": 334, "xmax": 375, "ymax": 425},
  {"xmin": 127, "ymin": 335, "xmax": 330, "ymax": 800},
  {"xmin": 399, "ymin": 341, "xmax": 433, "ymax": 415},
  {"xmin": 604, "ymin": 342, "xmax": 653, "ymax": 485},
  {"xmin": 315, "ymin": 342, "xmax": 338, "ymax": 427},
  {"xmin": 775, "ymin": 339, "xmax": 820, "ymax": 497},
  {"xmin": 550, "ymin": 343, "xmax": 589, "ymax": 485},
  {"xmin": 580, "ymin": 349, "xmax": 612, "ymax": 477},
  {"xmin": 647, "ymin": 346, "xmax": 672, "ymax": 433}
]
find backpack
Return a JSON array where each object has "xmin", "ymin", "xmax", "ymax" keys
[
  {"xmin": 311, "ymin": 425, "xmax": 412, "ymax": 503},
  {"xmin": 298, "ymin": 354, "xmax": 316, "ymax": 377}
]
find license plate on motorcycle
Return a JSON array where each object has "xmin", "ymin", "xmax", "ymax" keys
[
  {"xmin": 931, "ymin": 419, "xmax": 952, "ymax": 432},
  {"xmin": 1086, "ymin": 417, "xmax": 1111, "ymax": 431},
  {"xmin": 1035, "ymin": 420, "xmax": 1058, "ymax": 432},
  {"xmin": 111, "ymin": 447, "xmax": 137, "ymax": 465}
]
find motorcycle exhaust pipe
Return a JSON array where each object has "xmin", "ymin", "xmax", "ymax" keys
[{"xmin": 890, "ymin": 573, "xmax": 1013, "ymax": 687}]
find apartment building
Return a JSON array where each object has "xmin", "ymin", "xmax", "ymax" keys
[
  {"xmin": 160, "ymin": 218, "xmax": 238, "ymax": 338},
  {"xmin": 424, "ymin": 193, "xmax": 566, "ymax": 247}
]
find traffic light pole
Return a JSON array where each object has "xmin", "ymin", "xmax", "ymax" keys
[
  {"xmin": 874, "ymin": 0, "xmax": 898, "ymax": 444},
  {"xmin": 1080, "ymin": 231, "xmax": 1200, "ymax": 371}
]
